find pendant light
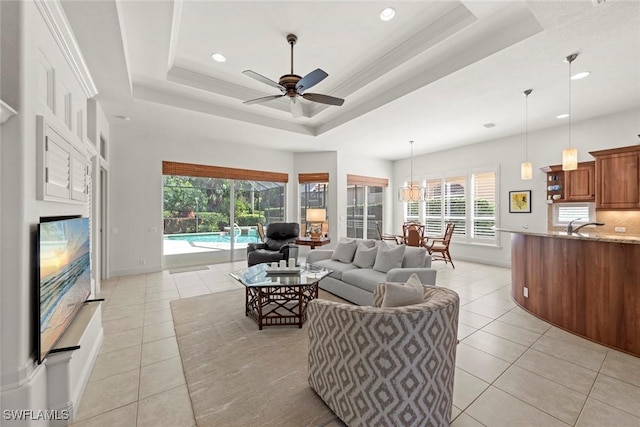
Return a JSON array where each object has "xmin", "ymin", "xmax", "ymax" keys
[
  {"xmin": 521, "ymin": 89, "xmax": 533, "ymax": 180},
  {"xmin": 562, "ymin": 53, "xmax": 578, "ymax": 171},
  {"xmin": 398, "ymin": 140, "xmax": 426, "ymax": 202}
]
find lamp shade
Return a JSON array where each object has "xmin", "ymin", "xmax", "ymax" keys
[
  {"xmin": 562, "ymin": 148, "xmax": 578, "ymax": 171},
  {"xmin": 306, "ymin": 208, "xmax": 326, "ymax": 222},
  {"xmin": 521, "ymin": 162, "xmax": 533, "ymax": 180},
  {"xmin": 398, "ymin": 184, "xmax": 425, "ymax": 202}
]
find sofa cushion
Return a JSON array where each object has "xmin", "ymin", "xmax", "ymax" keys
[
  {"xmin": 359, "ymin": 239, "xmax": 378, "ymax": 249},
  {"xmin": 331, "ymin": 238, "xmax": 358, "ymax": 263},
  {"xmin": 341, "ymin": 268, "xmax": 387, "ymax": 293},
  {"xmin": 380, "ymin": 274, "xmax": 424, "ymax": 308},
  {"xmin": 352, "ymin": 244, "xmax": 378, "ymax": 269},
  {"xmin": 373, "ymin": 242, "xmax": 405, "ymax": 273},
  {"xmin": 311, "ymin": 259, "xmax": 359, "ymax": 281},
  {"xmin": 402, "ymin": 246, "xmax": 429, "ymax": 268}
]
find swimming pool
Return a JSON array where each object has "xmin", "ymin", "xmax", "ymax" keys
[{"xmin": 164, "ymin": 231, "xmax": 260, "ymax": 244}]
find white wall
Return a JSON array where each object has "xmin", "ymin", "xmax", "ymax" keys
[
  {"xmin": 1, "ymin": 0, "xmax": 103, "ymax": 420},
  {"xmin": 393, "ymin": 108, "xmax": 640, "ymax": 267},
  {"xmin": 108, "ymin": 124, "xmax": 296, "ymax": 276},
  {"xmin": 292, "ymin": 152, "xmax": 393, "ymax": 249}
]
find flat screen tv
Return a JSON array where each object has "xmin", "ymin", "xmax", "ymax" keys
[{"xmin": 37, "ymin": 216, "xmax": 91, "ymax": 363}]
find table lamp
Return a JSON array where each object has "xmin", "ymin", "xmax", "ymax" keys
[{"xmin": 306, "ymin": 208, "xmax": 326, "ymax": 239}]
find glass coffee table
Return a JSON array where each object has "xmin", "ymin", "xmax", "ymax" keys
[{"xmin": 230, "ymin": 263, "xmax": 331, "ymax": 330}]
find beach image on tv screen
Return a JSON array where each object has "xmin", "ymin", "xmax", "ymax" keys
[{"xmin": 39, "ymin": 217, "xmax": 91, "ymax": 361}]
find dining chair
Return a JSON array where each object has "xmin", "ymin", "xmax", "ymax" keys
[
  {"xmin": 376, "ymin": 222, "xmax": 402, "ymax": 244},
  {"xmin": 402, "ymin": 222, "xmax": 426, "ymax": 247},
  {"xmin": 256, "ymin": 223, "xmax": 266, "ymax": 242},
  {"xmin": 426, "ymin": 223, "xmax": 455, "ymax": 268}
]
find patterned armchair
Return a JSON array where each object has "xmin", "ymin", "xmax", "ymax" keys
[{"xmin": 307, "ymin": 285, "xmax": 459, "ymax": 427}]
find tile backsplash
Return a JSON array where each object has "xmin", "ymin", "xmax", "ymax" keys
[
  {"xmin": 548, "ymin": 208, "xmax": 640, "ymax": 235},
  {"xmin": 595, "ymin": 210, "xmax": 640, "ymax": 235}
]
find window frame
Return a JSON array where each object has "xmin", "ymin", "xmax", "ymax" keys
[
  {"xmin": 552, "ymin": 202, "xmax": 596, "ymax": 227},
  {"xmin": 403, "ymin": 165, "xmax": 499, "ymax": 245}
]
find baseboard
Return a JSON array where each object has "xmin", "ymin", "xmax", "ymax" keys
[
  {"xmin": 454, "ymin": 255, "xmax": 511, "ymax": 269},
  {"xmin": 110, "ymin": 264, "xmax": 163, "ymax": 278}
]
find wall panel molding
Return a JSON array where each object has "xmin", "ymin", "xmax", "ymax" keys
[{"xmin": 34, "ymin": 0, "xmax": 98, "ymax": 98}]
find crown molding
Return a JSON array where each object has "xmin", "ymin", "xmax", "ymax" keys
[
  {"xmin": 133, "ymin": 81, "xmax": 315, "ymax": 136},
  {"xmin": 34, "ymin": 0, "xmax": 98, "ymax": 98},
  {"xmin": 0, "ymin": 100, "xmax": 18, "ymax": 124}
]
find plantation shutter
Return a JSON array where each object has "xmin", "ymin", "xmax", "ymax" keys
[
  {"xmin": 424, "ymin": 179, "xmax": 443, "ymax": 235},
  {"xmin": 557, "ymin": 204, "xmax": 591, "ymax": 223},
  {"xmin": 444, "ymin": 176, "xmax": 466, "ymax": 236},
  {"xmin": 472, "ymin": 171, "xmax": 496, "ymax": 240}
]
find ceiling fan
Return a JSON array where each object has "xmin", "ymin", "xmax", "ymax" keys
[{"xmin": 242, "ymin": 33, "xmax": 345, "ymax": 118}]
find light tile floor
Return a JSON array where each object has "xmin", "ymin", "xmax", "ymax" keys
[{"xmin": 70, "ymin": 260, "xmax": 640, "ymax": 427}]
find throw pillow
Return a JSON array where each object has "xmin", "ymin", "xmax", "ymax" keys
[
  {"xmin": 352, "ymin": 243, "xmax": 378, "ymax": 268},
  {"xmin": 402, "ymin": 246, "xmax": 428, "ymax": 268},
  {"xmin": 331, "ymin": 238, "xmax": 358, "ymax": 263},
  {"xmin": 380, "ymin": 274, "xmax": 424, "ymax": 307},
  {"xmin": 372, "ymin": 242, "xmax": 405, "ymax": 273}
]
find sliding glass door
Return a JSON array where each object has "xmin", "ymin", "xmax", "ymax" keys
[
  {"xmin": 162, "ymin": 163, "xmax": 286, "ymax": 265},
  {"xmin": 347, "ymin": 184, "xmax": 384, "ymax": 239}
]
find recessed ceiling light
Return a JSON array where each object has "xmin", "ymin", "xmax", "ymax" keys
[
  {"xmin": 556, "ymin": 113, "xmax": 570, "ymax": 119},
  {"xmin": 379, "ymin": 7, "xmax": 396, "ymax": 21},
  {"xmin": 211, "ymin": 53, "xmax": 226, "ymax": 62},
  {"xmin": 571, "ymin": 71, "xmax": 590, "ymax": 80}
]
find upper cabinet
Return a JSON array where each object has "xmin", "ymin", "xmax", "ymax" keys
[
  {"xmin": 590, "ymin": 145, "xmax": 640, "ymax": 209},
  {"xmin": 565, "ymin": 162, "xmax": 595, "ymax": 201},
  {"xmin": 540, "ymin": 161, "xmax": 595, "ymax": 203}
]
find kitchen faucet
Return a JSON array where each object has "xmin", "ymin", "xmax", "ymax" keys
[{"xmin": 566, "ymin": 218, "xmax": 605, "ymax": 234}]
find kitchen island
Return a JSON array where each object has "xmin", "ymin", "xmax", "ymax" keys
[{"xmin": 501, "ymin": 229, "xmax": 640, "ymax": 357}]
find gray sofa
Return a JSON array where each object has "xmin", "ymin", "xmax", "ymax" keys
[{"xmin": 306, "ymin": 238, "xmax": 437, "ymax": 306}]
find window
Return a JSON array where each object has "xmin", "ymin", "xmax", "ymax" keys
[
  {"xmin": 472, "ymin": 172, "xmax": 497, "ymax": 241},
  {"xmin": 299, "ymin": 173, "xmax": 329, "ymax": 235},
  {"xmin": 346, "ymin": 175, "xmax": 388, "ymax": 239},
  {"xmin": 424, "ymin": 179, "xmax": 442, "ymax": 235},
  {"xmin": 553, "ymin": 202, "xmax": 595, "ymax": 226},
  {"xmin": 444, "ymin": 176, "xmax": 466, "ymax": 236},
  {"xmin": 161, "ymin": 161, "xmax": 287, "ymax": 260},
  {"xmin": 403, "ymin": 168, "xmax": 498, "ymax": 244}
]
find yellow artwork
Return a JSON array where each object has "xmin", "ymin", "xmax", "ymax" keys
[{"xmin": 509, "ymin": 190, "xmax": 531, "ymax": 213}]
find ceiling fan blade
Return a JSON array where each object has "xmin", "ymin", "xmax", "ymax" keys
[
  {"xmin": 289, "ymin": 97, "xmax": 303, "ymax": 118},
  {"xmin": 295, "ymin": 68, "xmax": 328, "ymax": 93},
  {"xmin": 302, "ymin": 93, "xmax": 345, "ymax": 106},
  {"xmin": 242, "ymin": 70, "xmax": 285, "ymax": 92},
  {"xmin": 243, "ymin": 94, "xmax": 285, "ymax": 105}
]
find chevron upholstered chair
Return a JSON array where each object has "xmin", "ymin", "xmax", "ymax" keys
[{"xmin": 307, "ymin": 285, "xmax": 459, "ymax": 427}]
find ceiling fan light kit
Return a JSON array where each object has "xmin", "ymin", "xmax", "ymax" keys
[{"xmin": 242, "ymin": 33, "xmax": 345, "ymax": 118}]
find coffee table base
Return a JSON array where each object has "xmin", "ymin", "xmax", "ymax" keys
[{"xmin": 245, "ymin": 283, "xmax": 319, "ymax": 330}]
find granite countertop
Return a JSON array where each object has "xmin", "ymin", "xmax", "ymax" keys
[{"xmin": 497, "ymin": 228, "xmax": 640, "ymax": 244}]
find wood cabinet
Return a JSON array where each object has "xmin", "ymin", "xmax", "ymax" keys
[
  {"xmin": 590, "ymin": 145, "xmax": 640, "ymax": 209},
  {"xmin": 540, "ymin": 161, "xmax": 595, "ymax": 203},
  {"xmin": 565, "ymin": 162, "xmax": 595, "ymax": 201}
]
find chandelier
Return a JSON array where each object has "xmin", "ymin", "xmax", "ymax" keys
[{"xmin": 398, "ymin": 140, "xmax": 426, "ymax": 202}]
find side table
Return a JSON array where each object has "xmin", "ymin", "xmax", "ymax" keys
[{"xmin": 295, "ymin": 237, "xmax": 331, "ymax": 250}]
